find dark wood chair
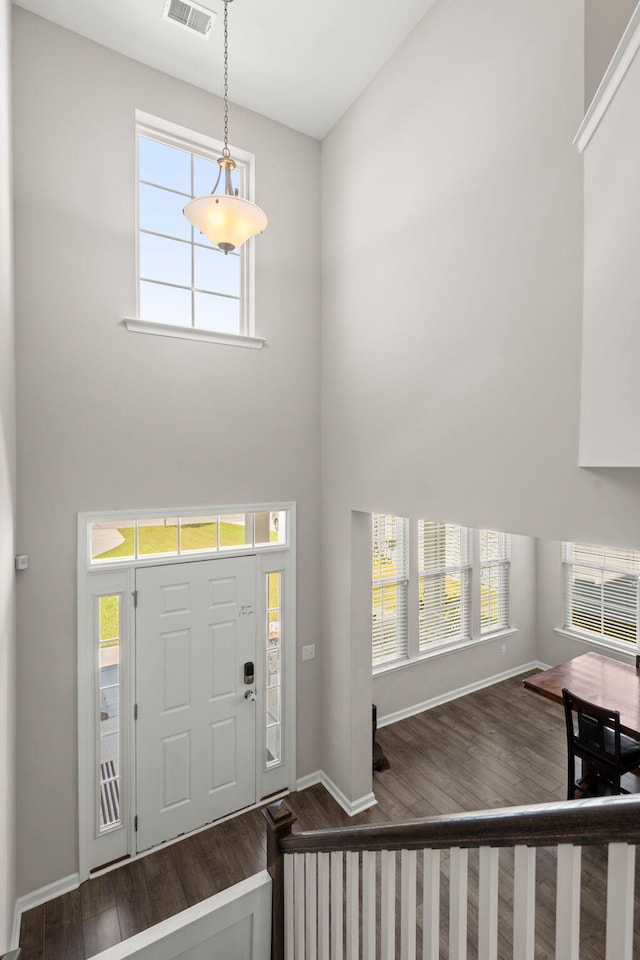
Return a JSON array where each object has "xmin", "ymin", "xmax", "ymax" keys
[{"xmin": 562, "ymin": 688, "xmax": 640, "ymax": 799}]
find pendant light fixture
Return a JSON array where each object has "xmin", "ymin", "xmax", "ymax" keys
[{"xmin": 183, "ymin": 0, "xmax": 267, "ymax": 254}]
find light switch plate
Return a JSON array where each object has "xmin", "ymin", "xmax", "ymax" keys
[{"xmin": 302, "ymin": 643, "xmax": 316, "ymax": 661}]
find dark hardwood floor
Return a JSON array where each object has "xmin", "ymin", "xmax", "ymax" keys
[{"xmin": 19, "ymin": 671, "xmax": 640, "ymax": 958}]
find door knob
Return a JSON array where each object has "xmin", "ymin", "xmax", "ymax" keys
[{"xmin": 244, "ymin": 689, "xmax": 256, "ymax": 702}]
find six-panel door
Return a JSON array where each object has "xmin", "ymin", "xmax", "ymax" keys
[{"xmin": 135, "ymin": 556, "xmax": 256, "ymax": 852}]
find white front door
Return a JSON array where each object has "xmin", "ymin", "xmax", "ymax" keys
[{"xmin": 135, "ymin": 556, "xmax": 257, "ymax": 852}]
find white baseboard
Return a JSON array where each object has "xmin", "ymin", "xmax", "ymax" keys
[
  {"xmin": 11, "ymin": 872, "xmax": 80, "ymax": 949},
  {"xmin": 377, "ymin": 661, "xmax": 543, "ymax": 728},
  {"xmin": 296, "ymin": 770, "xmax": 377, "ymax": 818},
  {"xmin": 295, "ymin": 770, "xmax": 324, "ymax": 792}
]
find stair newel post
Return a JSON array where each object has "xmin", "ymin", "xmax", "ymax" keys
[{"xmin": 263, "ymin": 800, "xmax": 297, "ymax": 960}]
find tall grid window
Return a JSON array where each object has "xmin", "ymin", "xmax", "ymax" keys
[
  {"xmin": 372, "ymin": 515, "xmax": 409, "ymax": 667},
  {"xmin": 480, "ymin": 529, "xmax": 511, "ymax": 633},
  {"xmin": 562, "ymin": 542, "xmax": 640, "ymax": 646},
  {"xmin": 137, "ymin": 124, "xmax": 248, "ymax": 335},
  {"xmin": 419, "ymin": 522, "xmax": 472, "ymax": 650}
]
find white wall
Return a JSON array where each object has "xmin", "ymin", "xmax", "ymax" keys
[
  {"xmin": 585, "ymin": 0, "xmax": 636, "ymax": 105},
  {"xmin": 373, "ymin": 535, "xmax": 537, "ymax": 721},
  {"xmin": 319, "ymin": 0, "xmax": 640, "ymax": 807},
  {"xmin": 578, "ymin": 19, "xmax": 640, "ymax": 466},
  {"xmin": 0, "ymin": 0, "xmax": 16, "ymax": 948},
  {"xmin": 12, "ymin": 8, "xmax": 321, "ymax": 897}
]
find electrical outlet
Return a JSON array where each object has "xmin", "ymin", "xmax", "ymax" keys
[
  {"xmin": 501, "ymin": 644, "xmax": 507, "ymax": 656},
  {"xmin": 302, "ymin": 644, "xmax": 316, "ymax": 661}
]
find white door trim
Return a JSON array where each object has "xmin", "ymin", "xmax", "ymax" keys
[{"xmin": 77, "ymin": 502, "xmax": 296, "ymax": 880}]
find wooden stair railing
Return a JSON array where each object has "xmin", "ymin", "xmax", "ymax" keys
[{"xmin": 264, "ymin": 794, "xmax": 640, "ymax": 960}]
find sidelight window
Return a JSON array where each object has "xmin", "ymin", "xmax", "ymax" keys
[
  {"xmin": 265, "ymin": 571, "xmax": 282, "ymax": 766},
  {"xmin": 98, "ymin": 594, "xmax": 121, "ymax": 831}
]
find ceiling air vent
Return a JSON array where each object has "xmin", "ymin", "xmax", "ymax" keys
[{"xmin": 162, "ymin": 0, "xmax": 215, "ymax": 38}]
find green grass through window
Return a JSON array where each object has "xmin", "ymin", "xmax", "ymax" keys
[{"xmin": 94, "ymin": 521, "xmax": 270, "ymax": 561}]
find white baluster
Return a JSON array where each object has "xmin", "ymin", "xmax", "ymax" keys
[
  {"xmin": 381, "ymin": 849, "xmax": 396, "ymax": 960},
  {"xmin": 606, "ymin": 842, "xmax": 635, "ymax": 960},
  {"xmin": 401, "ymin": 849, "xmax": 417, "ymax": 960},
  {"xmin": 513, "ymin": 845, "xmax": 535, "ymax": 960},
  {"xmin": 478, "ymin": 847, "xmax": 499, "ymax": 960},
  {"xmin": 362, "ymin": 850, "xmax": 376, "ymax": 960},
  {"xmin": 330, "ymin": 851, "xmax": 344, "ymax": 960},
  {"xmin": 284, "ymin": 854, "xmax": 294, "ymax": 960},
  {"xmin": 306, "ymin": 852, "xmax": 317, "ymax": 960},
  {"xmin": 318, "ymin": 852, "xmax": 330, "ymax": 960},
  {"xmin": 346, "ymin": 851, "xmax": 359, "ymax": 960},
  {"xmin": 294, "ymin": 852, "xmax": 306, "ymax": 960},
  {"xmin": 449, "ymin": 847, "xmax": 468, "ymax": 960},
  {"xmin": 423, "ymin": 848, "xmax": 440, "ymax": 960},
  {"xmin": 555, "ymin": 844, "xmax": 581, "ymax": 960}
]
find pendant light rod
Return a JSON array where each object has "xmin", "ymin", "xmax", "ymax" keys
[{"xmin": 183, "ymin": 0, "xmax": 267, "ymax": 254}]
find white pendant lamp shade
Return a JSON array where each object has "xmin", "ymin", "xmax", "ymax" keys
[{"xmin": 184, "ymin": 193, "xmax": 267, "ymax": 252}]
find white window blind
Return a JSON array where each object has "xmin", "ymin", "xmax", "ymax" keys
[
  {"xmin": 372, "ymin": 514, "xmax": 408, "ymax": 667},
  {"xmin": 562, "ymin": 542, "xmax": 640, "ymax": 646},
  {"xmin": 480, "ymin": 530, "xmax": 511, "ymax": 633},
  {"xmin": 418, "ymin": 522, "xmax": 472, "ymax": 650}
]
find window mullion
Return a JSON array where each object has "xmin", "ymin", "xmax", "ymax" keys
[
  {"xmin": 190, "ymin": 151, "xmax": 196, "ymax": 328},
  {"xmin": 471, "ymin": 528, "xmax": 481, "ymax": 639},
  {"xmin": 407, "ymin": 519, "xmax": 420, "ymax": 659}
]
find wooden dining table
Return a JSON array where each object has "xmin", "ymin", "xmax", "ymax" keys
[{"xmin": 523, "ymin": 651, "xmax": 640, "ymax": 739}]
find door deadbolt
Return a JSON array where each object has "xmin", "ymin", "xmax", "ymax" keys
[{"xmin": 244, "ymin": 661, "xmax": 254, "ymax": 684}]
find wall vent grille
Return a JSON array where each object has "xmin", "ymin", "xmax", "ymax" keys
[{"xmin": 162, "ymin": 0, "xmax": 215, "ymax": 38}]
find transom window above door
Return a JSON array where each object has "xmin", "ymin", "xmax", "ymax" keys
[{"xmin": 89, "ymin": 510, "xmax": 287, "ymax": 564}]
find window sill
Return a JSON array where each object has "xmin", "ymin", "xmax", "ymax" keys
[
  {"xmin": 124, "ymin": 318, "xmax": 266, "ymax": 350},
  {"xmin": 373, "ymin": 627, "xmax": 518, "ymax": 677},
  {"xmin": 553, "ymin": 627, "xmax": 637, "ymax": 661}
]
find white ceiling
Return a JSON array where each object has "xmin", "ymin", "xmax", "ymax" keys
[{"xmin": 12, "ymin": 0, "xmax": 437, "ymax": 139}]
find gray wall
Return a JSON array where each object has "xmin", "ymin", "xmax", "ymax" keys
[
  {"xmin": 579, "ymin": 17, "xmax": 640, "ymax": 466},
  {"xmin": 319, "ymin": 0, "xmax": 640, "ymax": 806},
  {"xmin": 12, "ymin": 9, "xmax": 321, "ymax": 896},
  {"xmin": 585, "ymin": 0, "xmax": 636, "ymax": 105},
  {"xmin": 0, "ymin": 0, "xmax": 16, "ymax": 948}
]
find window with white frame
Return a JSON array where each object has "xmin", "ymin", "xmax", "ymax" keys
[
  {"xmin": 562, "ymin": 542, "xmax": 640, "ymax": 647},
  {"xmin": 372, "ymin": 514, "xmax": 409, "ymax": 667},
  {"xmin": 419, "ymin": 522, "xmax": 472, "ymax": 649},
  {"xmin": 480, "ymin": 529, "xmax": 511, "ymax": 633},
  {"xmin": 89, "ymin": 510, "xmax": 286, "ymax": 564},
  {"xmin": 372, "ymin": 515, "xmax": 512, "ymax": 669},
  {"xmin": 135, "ymin": 116, "xmax": 253, "ymax": 338}
]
